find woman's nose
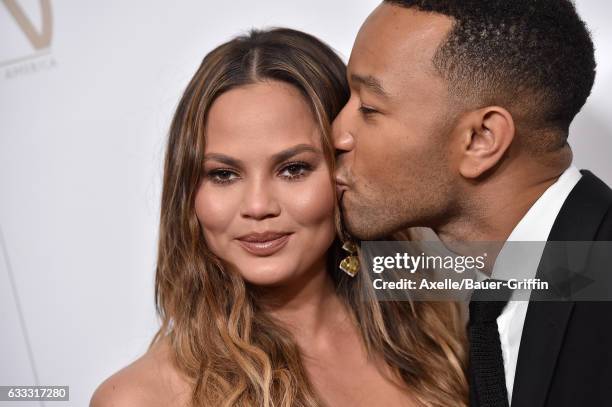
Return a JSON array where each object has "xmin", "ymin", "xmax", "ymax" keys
[{"xmin": 239, "ymin": 178, "xmax": 281, "ymax": 220}]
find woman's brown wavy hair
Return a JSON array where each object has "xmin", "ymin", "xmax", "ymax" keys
[{"xmin": 150, "ymin": 27, "xmax": 467, "ymax": 407}]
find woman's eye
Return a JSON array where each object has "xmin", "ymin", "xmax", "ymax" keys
[
  {"xmin": 279, "ymin": 162, "xmax": 312, "ymax": 180},
  {"xmin": 207, "ymin": 169, "xmax": 239, "ymax": 184}
]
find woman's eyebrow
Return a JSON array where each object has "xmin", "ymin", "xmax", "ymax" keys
[
  {"xmin": 203, "ymin": 144, "xmax": 321, "ymax": 167},
  {"xmin": 271, "ymin": 144, "xmax": 321, "ymax": 164},
  {"xmin": 203, "ymin": 153, "xmax": 244, "ymax": 168}
]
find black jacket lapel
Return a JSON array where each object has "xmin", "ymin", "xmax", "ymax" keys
[
  {"xmin": 543, "ymin": 170, "xmax": 612, "ymax": 241},
  {"xmin": 511, "ymin": 170, "xmax": 612, "ymax": 407}
]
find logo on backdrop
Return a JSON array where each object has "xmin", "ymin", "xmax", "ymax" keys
[{"xmin": 1, "ymin": 0, "xmax": 56, "ymax": 79}]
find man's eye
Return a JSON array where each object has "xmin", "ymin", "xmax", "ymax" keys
[
  {"xmin": 359, "ymin": 105, "xmax": 379, "ymax": 116},
  {"xmin": 279, "ymin": 162, "xmax": 312, "ymax": 180},
  {"xmin": 207, "ymin": 169, "xmax": 239, "ymax": 184}
]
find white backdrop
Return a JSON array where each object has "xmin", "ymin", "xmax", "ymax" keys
[{"xmin": 0, "ymin": 1, "xmax": 610, "ymax": 406}]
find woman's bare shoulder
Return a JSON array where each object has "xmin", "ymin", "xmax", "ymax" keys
[{"xmin": 90, "ymin": 336, "xmax": 191, "ymax": 407}]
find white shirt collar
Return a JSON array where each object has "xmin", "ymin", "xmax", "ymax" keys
[{"xmin": 506, "ymin": 165, "xmax": 583, "ymax": 242}]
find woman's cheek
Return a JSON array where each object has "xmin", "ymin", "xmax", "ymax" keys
[
  {"xmin": 194, "ymin": 184, "xmax": 239, "ymax": 235},
  {"xmin": 286, "ymin": 172, "xmax": 335, "ymax": 225}
]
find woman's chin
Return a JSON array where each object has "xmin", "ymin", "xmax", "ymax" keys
[{"xmin": 240, "ymin": 267, "xmax": 297, "ymax": 287}]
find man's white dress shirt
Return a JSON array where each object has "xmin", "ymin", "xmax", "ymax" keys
[{"xmin": 489, "ymin": 165, "xmax": 582, "ymax": 404}]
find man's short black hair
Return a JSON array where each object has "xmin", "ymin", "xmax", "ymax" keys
[{"xmin": 385, "ymin": 0, "xmax": 596, "ymax": 141}]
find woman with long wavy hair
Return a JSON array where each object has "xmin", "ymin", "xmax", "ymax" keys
[{"xmin": 91, "ymin": 28, "xmax": 467, "ymax": 407}]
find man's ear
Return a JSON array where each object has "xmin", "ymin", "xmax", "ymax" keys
[{"xmin": 456, "ymin": 106, "xmax": 515, "ymax": 179}]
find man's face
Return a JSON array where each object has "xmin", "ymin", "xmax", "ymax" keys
[{"xmin": 333, "ymin": 3, "xmax": 458, "ymax": 240}]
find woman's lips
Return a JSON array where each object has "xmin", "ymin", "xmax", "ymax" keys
[{"xmin": 236, "ymin": 233, "xmax": 292, "ymax": 256}]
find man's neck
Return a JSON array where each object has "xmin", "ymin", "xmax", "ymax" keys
[{"xmin": 436, "ymin": 159, "xmax": 571, "ymax": 243}]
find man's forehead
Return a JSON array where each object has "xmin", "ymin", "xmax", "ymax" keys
[{"xmin": 350, "ymin": 4, "xmax": 454, "ymax": 73}]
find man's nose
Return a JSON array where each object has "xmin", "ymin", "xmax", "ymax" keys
[
  {"xmin": 332, "ymin": 107, "xmax": 356, "ymax": 155},
  {"xmin": 239, "ymin": 178, "xmax": 281, "ymax": 220}
]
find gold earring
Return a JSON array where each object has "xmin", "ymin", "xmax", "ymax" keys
[{"xmin": 339, "ymin": 240, "xmax": 360, "ymax": 277}]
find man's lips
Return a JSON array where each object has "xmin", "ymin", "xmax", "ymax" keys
[
  {"xmin": 335, "ymin": 176, "xmax": 350, "ymax": 198},
  {"xmin": 235, "ymin": 232, "xmax": 292, "ymax": 256}
]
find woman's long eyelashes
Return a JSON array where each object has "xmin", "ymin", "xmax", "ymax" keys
[
  {"xmin": 205, "ymin": 168, "xmax": 240, "ymax": 184},
  {"xmin": 278, "ymin": 161, "xmax": 313, "ymax": 180},
  {"xmin": 203, "ymin": 161, "xmax": 314, "ymax": 185}
]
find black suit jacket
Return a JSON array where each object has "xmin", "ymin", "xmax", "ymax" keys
[{"xmin": 511, "ymin": 170, "xmax": 612, "ymax": 407}]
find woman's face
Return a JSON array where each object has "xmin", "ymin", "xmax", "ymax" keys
[{"xmin": 195, "ymin": 81, "xmax": 336, "ymax": 286}]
